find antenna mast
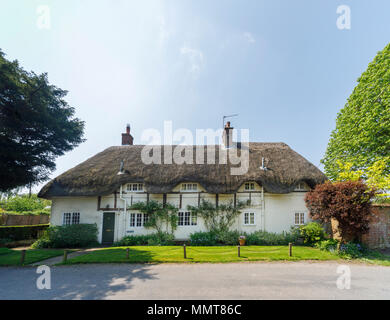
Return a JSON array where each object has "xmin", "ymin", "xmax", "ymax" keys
[{"xmin": 222, "ymin": 114, "xmax": 239, "ymax": 128}]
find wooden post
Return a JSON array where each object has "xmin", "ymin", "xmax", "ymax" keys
[
  {"xmin": 126, "ymin": 248, "xmax": 129, "ymax": 259},
  {"xmin": 20, "ymin": 250, "xmax": 26, "ymax": 265},
  {"xmin": 237, "ymin": 245, "xmax": 241, "ymax": 258},
  {"xmin": 289, "ymin": 243, "xmax": 293, "ymax": 257},
  {"xmin": 183, "ymin": 244, "xmax": 187, "ymax": 259},
  {"xmin": 63, "ymin": 250, "xmax": 68, "ymax": 263}
]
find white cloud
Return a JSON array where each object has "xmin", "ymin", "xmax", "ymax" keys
[
  {"xmin": 180, "ymin": 46, "xmax": 204, "ymax": 74},
  {"xmin": 243, "ymin": 32, "xmax": 256, "ymax": 44}
]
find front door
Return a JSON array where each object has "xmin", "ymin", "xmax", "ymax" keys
[{"xmin": 102, "ymin": 212, "xmax": 115, "ymax": 244}]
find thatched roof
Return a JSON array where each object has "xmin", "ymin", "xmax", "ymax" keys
[{"xmin": 38, "ymin": 143, "xmax": 327, "ymax": 198}]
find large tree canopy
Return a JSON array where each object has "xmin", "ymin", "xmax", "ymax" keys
[
  {"xmin": 0, "ymin": 50, "xmax": 85, "ymax": 192},
  {"xmin": 322, "ymin": 43, "xmax": 390, "ymax": 180}
]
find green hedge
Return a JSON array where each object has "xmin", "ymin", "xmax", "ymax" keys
[
  {"xmin": 0, "ymin": 224, "xmax": 49, "ymax": 241},
  {"xmin": 0, "ymin": 210, "xmax": 50, "ymax": 216},
  {"xmin": 32, "ymin": 224, "xmax": 99, "ymax": 249},
  {"xmin": 113, "ymin": 232, "xmax": 175, "ymax": 246},
  {"xmin": 190, "ymin": 229, "xmax": 302, "ymax": 246}
]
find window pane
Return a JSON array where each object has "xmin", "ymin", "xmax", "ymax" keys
[
  {"xmin": 130, "ymin": 213, "xmax": 135, "ymax": 227},
  {"xmin": 63, "ymin": 213, "xmax": 71, "ymax": 225},
  {"xmin": 250, "ymin": 213, "xmax": 255, "ymax": 225},
  {"xmin": 244, "ymin": 213, "xmax": 249, "ymax": 225},
  {"xmin": 139, "ymin": 184, "xmax": 143, "ymax": 191},
  {"xmin": 178, "ymin": 212, "xmax": 184, "ymax": 226},
  {"xmin": 136, "ymin": 213, "xmax": 142, "ymax": 227},
  {"xmin": 300, "ymin": 213, "xmax": 305, "ymax": 225},
  {"xmin": 184, "ymin": 212, "xmax": 190, "ymax": 226},
  {"xmin": 143, "ymin": 213, "xmax": 149, "ymax": 225},
  {"xmin": 193, "ymin": 184, "xmax": 197, "ymax": 191},
  {"xmin": 72, "ymin": 212, "xmax": 80, "ymax": 225}
]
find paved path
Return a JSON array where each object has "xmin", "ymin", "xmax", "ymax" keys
[{"xmin": 0, "ymin": 261, "xmax": 389, "ymax": 300}]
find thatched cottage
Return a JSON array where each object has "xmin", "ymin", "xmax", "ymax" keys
[{"xmin": 39, "ymin": 123, "xmax": 327, "ymax": 244}]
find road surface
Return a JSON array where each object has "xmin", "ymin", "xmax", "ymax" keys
[{"xmin": 0, "ymin": 261, "xmax": 389, "ymax": 300}]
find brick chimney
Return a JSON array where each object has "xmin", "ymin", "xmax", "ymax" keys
[
  {"xmin": 122, "ymin": 124, "xmax": 134, "ymax": 146},
  {"xmin": 222, "ymin": 121, "xmax": 234, "ymax": 148}
]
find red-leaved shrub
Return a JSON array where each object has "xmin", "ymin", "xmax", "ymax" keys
[{"xmin": 305, "ymin": 181, "xmax": 376, "ymax": 242}]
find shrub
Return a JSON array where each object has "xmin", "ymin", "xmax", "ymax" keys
[
  {"xmin": 299, "ymin": 222, "xmax": 327, "ymax": 245},
  {"xmin": 190, "ymin": 232, "xmax": 218, "ymax": 246},
  {"xmin": 246, "ymin": 229, "xmax": 300, "ymax": 246},
  {"xmin": 0, "ymin": 224, "xmax": 49, "ymax": 241},
  {"xmin": 339, "ymin": 242, "xmax": 363, "ymax": 259},
  {"xmin": 216, "ymin": 230, "xmax": 241, "ymax": 245},
  {"xmin": 32, "ymin": 224, "xmax": 98, "ymax": 248},
  {"xmin": 113, "ymin": 232, "xmax": 175, "ymax": 247},
  {"xmin": 315, "ymin": 239, "xmax": 339, "ymax": 253},
  {"xmin": 0, "ymin": 194, "xmax": 51, "ymax": 213},
  {"xmin": 190, "ymin": 229, "xmax": 301, "ymax": 246},
  {"xmin": 305, "ymin": 181, "xmax": 376, "ymax": 242}
]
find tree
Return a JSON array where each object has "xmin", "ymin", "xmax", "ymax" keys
[
  {"xmin": 304, "ymin": 181, "xmax": 376, "ymax": 242},
  {"xmin": 322, "ymin": 43, "xmax": 390, "ymax": 180},
  {"xmin": 0, "ymin": 49, "xmax": 85, "ymax": 192},
  {"xmin": 336, "ymin": 159, "xmax": 390, "ymax": 199}
]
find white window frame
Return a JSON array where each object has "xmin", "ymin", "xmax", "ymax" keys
[
  {"xmin": 294, "ymin": 212, "xmax": 305, "ymax": 225},
  {"xmin": 126, "ymin": 183, "xmax": 144, "ymax": 192},
  {"xmin": 244, "ymin": 182, "xmax": 255, "ymax": 191},
  {"xmin": 243, "ymin": 212, "xmax": 255, "ymax": 226},
  {"xmin": 129, "ymin": 212, "xmax": 149, "ymax": 228},
  {"xmin": 63, "ymin": 212, "xmax": 80, "ymax": 226},
  {"xmin": 181, "ymin": 183, "xmax": 198, "ymax": 192},
  {"xmin": 178, "ymin": 211, "xmax": 197, "ymax": 226},
  {"xmin": 295, "ymin": 183, "xmax": 307, "ymax": 191}
]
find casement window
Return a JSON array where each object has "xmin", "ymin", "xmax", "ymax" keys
[
  {"xmin": 129, "ymin": 213, "xmax": 149, "ymax": 227},
  {"xmin": 294, "ymin": 212, "xmax": 305, "ymax": 225},
  {"xmin": 181, "ymin": 183, "xmax": 198, "ymax": 192},
  {"xmin": 126, "ymin": 183, "xmax": 144, "ymax": 192},
  {"xmin": 243, "ymin": 212, "xmax": 255, "ymax": 225},
  {"xmin": 244, "ymin": 182, "xmax": 255, "ymax": 191},
  {"xmin": 295, "ymin": 183, "xmax": 306, "ymax": 191},
  {"xmin": 178, "ymin": 212, "xmax": 197, "ymax": 226},
  {"xmin": 63, "ymin": 212, "xmax": 80, "ymax": 226}
]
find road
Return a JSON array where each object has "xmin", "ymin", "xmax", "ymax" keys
[{"xmin": 0, "ymin": 261, "xmax": 389, "ymax": 300}]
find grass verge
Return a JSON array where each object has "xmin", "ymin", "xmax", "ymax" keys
[
  {"xmin": 63, "ymin": 246, "xmax": 340, "ymax": 264},
  {"xmin": 0, "ymin": 247, "xmax": 65, "ymax": 266}
]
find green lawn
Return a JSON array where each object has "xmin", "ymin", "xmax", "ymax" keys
[
  {"xmin": 0, "ymin": 247, "xmax": 65, "ymax": 266},
  {"xmin": 64, "ymin": 246, "xmax": 340, "ymax": 264}
]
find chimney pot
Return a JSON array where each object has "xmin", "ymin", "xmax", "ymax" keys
[
  {"xmin": 222, "ymin": 122, "xmax": 234, "ymax": 148},
  {"xmin": 122, "ymin": 124, "xmax": 134, "ymax": 146}
]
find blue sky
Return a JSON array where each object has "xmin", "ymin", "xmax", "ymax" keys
[{"xmin": 1, "ymin": 0, "xmax": 389, "ymax": 192}]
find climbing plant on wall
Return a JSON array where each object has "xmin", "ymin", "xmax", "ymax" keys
[
  {"xmin": 129, "ymin": 201, "xmax": 178, "ymax": 235},
  {"xmin": 187, "ymin": 200, "xmax": 246, "ymax": 234}
]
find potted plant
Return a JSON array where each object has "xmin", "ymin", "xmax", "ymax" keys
[{"xmin": 238, "ymin": 235, "xmax": 246, "ymax": 246}]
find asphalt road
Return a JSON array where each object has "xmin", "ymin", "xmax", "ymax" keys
[{"xmin": 0, "ymin": 262, "xmax": 389, "ymax": 300}]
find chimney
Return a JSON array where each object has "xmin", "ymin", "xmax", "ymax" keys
[
  {"xmin": 122, "ymin": 124, "xmax": 134, "ymax": 146},
  {"xmin": 222, "ymin": 121, "xmax": 234, "ymax": 148}
]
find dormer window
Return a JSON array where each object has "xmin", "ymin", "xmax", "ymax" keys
[
  {"xmin": 181, "ymin": 183, "xmax": 198, "ymax": 192},
  {"xmin": 244, "ymin": 182, "xmax": 255, "ymax": 191},
  {"xmin": 295, "ymin": 182, "xmax": 307, "ymax": 191},
  {"xmin": 127, "ymin": 183, "xmax": 144, "ymax": 192}
]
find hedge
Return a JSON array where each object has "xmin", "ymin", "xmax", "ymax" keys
[
  {"xmin": 32, "ymin": 224, "xmax": 99, "ymax": 248},
  {"xmin": 0, "ymin": 224, "xmax": 49, "ymax": 241},
  {"xmin": 0, "ymin": 210, "xmax": 50, "ymax": 216}
]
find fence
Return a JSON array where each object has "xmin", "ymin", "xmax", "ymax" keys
[{"xmin": 0, "ymin": 214, "xmax": 50, "ymax": 226}]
